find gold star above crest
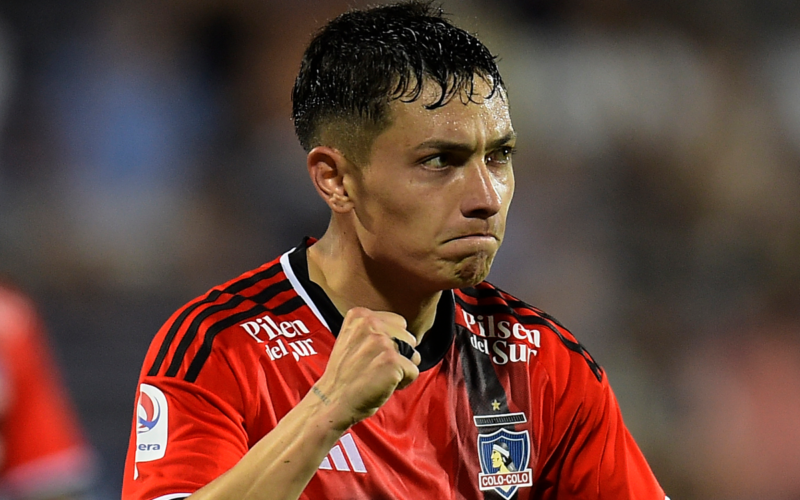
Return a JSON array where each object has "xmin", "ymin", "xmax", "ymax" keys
[{"xmin": 491, "ymin": 399, "xmax": 501, "ymax": 411}]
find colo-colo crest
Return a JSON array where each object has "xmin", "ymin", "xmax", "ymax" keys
[{"xmin": 477, "ymin": 427, "xmax": 533, "ymax": 499}]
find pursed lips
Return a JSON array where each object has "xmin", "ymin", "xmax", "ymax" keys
[{"xmin": 444, "ymin": 232, "xmax": 499, "ymax": 243}]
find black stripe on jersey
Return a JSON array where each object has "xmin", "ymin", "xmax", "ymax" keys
[
  {"xmin": 456, "ymin": 325, "xmax": 511, "ymax": 417},
  {"xmin": 455, "ymin": 292, "xmax": 603, "ymax": 382},
  {"xmin": 148, "ymin": 263, "xmax": 283, "ymax": 377},
  {"xmin": 163, "ymin": 279, "xmax": 295, "ymax": 379},
  {"xmin": 183, "ymin": 295, "xmax": 305, "ymax": 382},
  {"xmin": 454, "ymin": 327, "xmax": 516, "ymax": 500},
  {"xmin": 460, "ymin": 286, "xmax": 537, "ymax": 311}
]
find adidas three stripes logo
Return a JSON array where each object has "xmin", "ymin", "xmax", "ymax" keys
[{"xmin": 319, "ymin": 433, "xmax": 366, "ymax": 473}]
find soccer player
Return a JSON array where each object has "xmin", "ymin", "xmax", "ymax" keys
[
  {"xmin": 122, "ymin": 2, "xmax": 668, "ymax": 499},
  {"xmin": 0, "ymin": 281, "xmax": 95, "ymax": 499}
]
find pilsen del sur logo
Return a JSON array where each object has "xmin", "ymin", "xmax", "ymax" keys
[{"xmin": 477, "ymin": 428, "xmax": 533, "ymax": 499}]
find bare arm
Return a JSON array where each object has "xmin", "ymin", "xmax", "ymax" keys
[
  {"xmin": 187, "ymin": 384, "xmax": 345, "ymax": 500},
  {"xmin": 187, "ymin": 308, "xmax": 421, "ymax": 500}
]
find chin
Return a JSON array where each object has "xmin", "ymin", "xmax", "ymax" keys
[{"xmin": 450, "ymin": 251, "xmax": 494, "ymax": 287}]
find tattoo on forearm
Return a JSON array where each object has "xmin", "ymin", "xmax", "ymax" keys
[{"xmin": 311, "ymin": 386, "xmax": 331, "ymax": 405}]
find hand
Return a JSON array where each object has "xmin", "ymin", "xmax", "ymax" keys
[{"xmin": 311, "ymin": 307, "xmax": 421, "ymax": 431}]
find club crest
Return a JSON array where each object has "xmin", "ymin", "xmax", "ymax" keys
[{"xmin": 477, "ymin": 428, "xmax": 533, "ymax": 498}]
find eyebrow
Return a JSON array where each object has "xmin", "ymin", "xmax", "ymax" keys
[{"xmin": 414, "ymin": 131, "xmax": 517, "ymax": 153}]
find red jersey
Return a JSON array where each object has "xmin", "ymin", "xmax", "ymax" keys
[
  {"xmin": 0, "ymin": 284, "xmax": 94, "ymax": 498},
  {"xmin": 122, "ymin": 240, "xmax": 667, "ymax": 500}
]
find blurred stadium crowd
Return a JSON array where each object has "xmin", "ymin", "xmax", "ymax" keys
[{"xmin": 0, "ymin": 0, "xmax": 798, "ymax": 498}]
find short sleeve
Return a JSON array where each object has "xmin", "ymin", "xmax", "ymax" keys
[
  {"xmin": 121, "ymin": 367, "xmax": 251, "ymax": 500},
  {"xmin": 538, "ymin": 356, "xmax": 666, "ymax": 499}
]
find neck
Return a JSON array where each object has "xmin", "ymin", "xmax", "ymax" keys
[{"xmin": 307, "ymin": 225, "xmax": 441, "ymax": 341}]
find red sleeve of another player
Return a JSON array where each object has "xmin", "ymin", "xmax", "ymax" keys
[
  {"xmin": 121, "ymin": 367, "xmax": 250, "ymax": 500},
  {"xmin": 1, "ymin": 295, "xmax": 93, "ymax": 496}
]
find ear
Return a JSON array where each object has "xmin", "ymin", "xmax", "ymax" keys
[{"xmin": 307, "ymin": 146, "xmax": 356, "ymax": 213}]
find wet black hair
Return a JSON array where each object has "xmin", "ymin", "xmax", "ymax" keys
[{"xmin": 291, "ymin": 0, "xmax": 504, "ymax": 163}]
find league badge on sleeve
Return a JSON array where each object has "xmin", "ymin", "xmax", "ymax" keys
[
  {"xmin": 477, "ymin": 428, "xmax": 533, "ymax": 499},
  {"xmin": 135, "ymin": 383, "xmax": 168, "ymax": 464}
]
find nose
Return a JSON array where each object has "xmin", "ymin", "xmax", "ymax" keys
[{"xmin": 461, "ymin": 159, "xmax": 503, "ymax": 219}]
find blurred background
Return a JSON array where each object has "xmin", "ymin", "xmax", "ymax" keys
[{"xmin": 0, "ymin": 0, "xmax": 798, "ymax": 498}]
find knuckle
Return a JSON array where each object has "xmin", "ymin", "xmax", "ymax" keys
[
  {"xmin": 364, "ymin": 326, "xmax": 391, "ymax": 346},
  {"xmin": 381, "ymin": 348, "xmax": 406, "ymax": 369},
  {"xmin": 345, "ymin": 307, "xmax": 370, "ymax": 320}
]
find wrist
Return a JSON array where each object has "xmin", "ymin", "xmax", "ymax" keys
[{"xmin": 305, "ymin": 382, "xmax": 357, "ymax": 434}]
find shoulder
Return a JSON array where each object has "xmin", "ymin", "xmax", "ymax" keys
[
  {"xmin": 454, "ymin": 281, "xmax": 603, "ymax": 383},
  {"xmin": 142, "ymin": 255, "xmax": 305, "ymax": 383}
]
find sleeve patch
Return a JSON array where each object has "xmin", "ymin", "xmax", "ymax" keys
[{"xmin": 135, "ymin": 384, "xmax": 169, "ymax": 466}]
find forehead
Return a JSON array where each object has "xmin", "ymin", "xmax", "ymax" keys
[{"xmin": 383, "ymin": 78, "xmax": 513, "ymax": 146}]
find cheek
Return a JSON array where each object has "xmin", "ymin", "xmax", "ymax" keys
[
  {"xmin": 377, "ymin": 177, "xmax": 444, "ymax": 221},
  {"xmin": 492, "ymin": 169, "xmax": 515, "ymax": 221},
  {"xmin": 357, "ymin": 182, "xmax": 427, "ymax": 236},
  {"xmin": 498, "ymin": 168, "xmax": 516, "ymax": 204}
]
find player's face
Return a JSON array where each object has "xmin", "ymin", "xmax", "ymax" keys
[{"xmin": 346, "ymin": 78, "xmax": 515, "ymax": 291}]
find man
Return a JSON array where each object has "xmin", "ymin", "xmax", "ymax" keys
[
  {"xmin": 122, "ymin": 2, "xmax": 668, "ymax": 499},
  {"xmin": 0, "ymin": 281, "xmax": 95, "ymax": 499}
]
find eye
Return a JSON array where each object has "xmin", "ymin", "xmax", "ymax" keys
[
  {"xmin": 421, "ymin": 154, "xmax": 451, "ymax": 170},
  {"xmin": 486, "ymin": 146, "xmax": 516, "ymax": 165}
]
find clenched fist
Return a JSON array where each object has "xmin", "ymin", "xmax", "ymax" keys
[{"xmin": 311, "ymin": 308, "xmax": 422, "ymax": 431}]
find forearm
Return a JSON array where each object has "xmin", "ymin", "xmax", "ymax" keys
[
  {"xmin": 188, "ymin": 389, "xmax": 345, "ymax": 500},
  {"xmin": 181, "ymin": 308, "xmax": 418, "ymax": 500}
]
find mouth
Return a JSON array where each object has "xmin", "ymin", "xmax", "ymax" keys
[{"xmin": 444, "ymin": 232, "xmax": 499, "ymax": 243}]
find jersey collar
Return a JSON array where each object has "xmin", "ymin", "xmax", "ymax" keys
[{"xmin": 286, "ymin": 237, "xmax": 455, "ymax": 372}]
